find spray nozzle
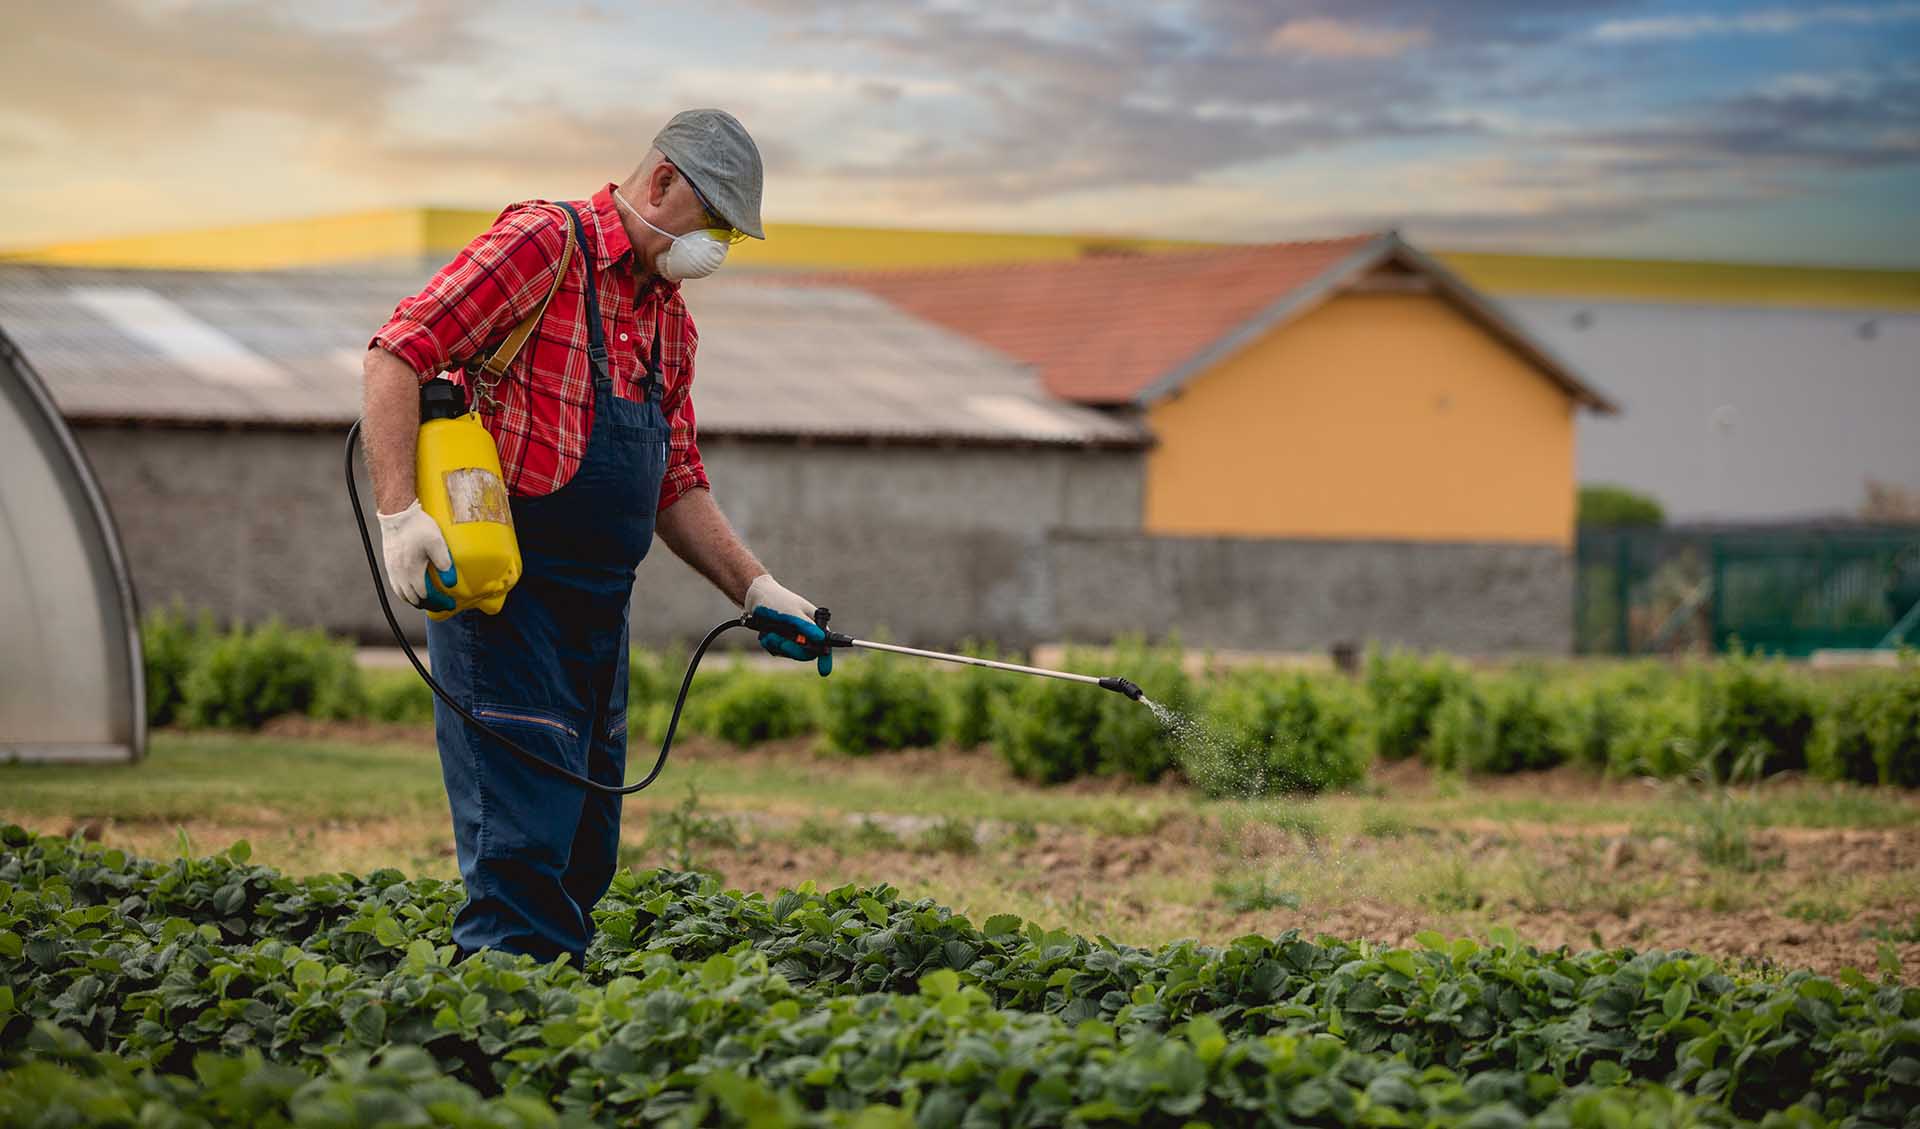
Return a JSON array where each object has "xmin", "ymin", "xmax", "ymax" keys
[{"xmin": 1098, "ymin": 675, "xmax": 1145, "ymax": 701}]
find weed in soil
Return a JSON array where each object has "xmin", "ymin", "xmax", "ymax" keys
[
  {"xmin": 914, "ymin": 815, "xmax": 980, "ymax": 855},
  {"xmin": 1422, "ymin": 857, "xmax": 1487, "ymax": 912},
  {"xmin": 1785, "ymin": 897, "xmax": 1853, "ymax": 926},
  {"xmin": 1865, "ymin": 913, "xmax": 1920, "ymax": 943},
  {"xmin": 1213, "ymin": 872, "xmax": 1303, "ymax": 912},
  {"xmin": 630, "ymin": 781, "xmax": 739, "ymax": 876}
]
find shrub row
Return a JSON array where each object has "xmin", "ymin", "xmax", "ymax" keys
[
  {"xmin": 1366, "ymin": 647, "xmax": 1920, "ymax": 786},
  {"xmin": 142, "ymin": 610, "xmax": 1917, "ymax": 792},
  {"xmin": 5, "ymin": 824, "xmax": 1916, "ymax": 1124}
]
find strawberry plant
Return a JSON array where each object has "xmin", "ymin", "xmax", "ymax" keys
[{"xmin": 5, "ymin": 822, "xmax": 1918, "ymax": 1126}]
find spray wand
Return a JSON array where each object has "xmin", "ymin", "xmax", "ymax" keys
[{"xmin": 771, "ymin": 611, "xmax": 1143, "ymax": 701}]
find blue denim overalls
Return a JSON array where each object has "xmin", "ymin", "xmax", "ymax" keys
[{"xmin": 426, "ymin": 202, "xmax": 669, "ymax": 966}]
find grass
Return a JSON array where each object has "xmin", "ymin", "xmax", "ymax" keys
[{"xmin": 0, "ymin": 733, "xmax": 448, "ymax": 825}]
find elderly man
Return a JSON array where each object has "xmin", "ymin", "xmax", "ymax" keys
[{"xmin": 361, "ymin": 109, "xmax": 829, "ymax": 967}]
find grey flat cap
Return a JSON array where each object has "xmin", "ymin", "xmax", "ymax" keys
[{"xmin": 652, "ymin": 108, "xmax": 765, "ymax": 239}]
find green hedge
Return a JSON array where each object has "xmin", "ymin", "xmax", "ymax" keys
[
  {"xmin": 1363, "ymin": 647, "xmax": 1469, "ymax": 761},
  {"xmin": 1427, "ymin": 673, "xmax": 1564, "ymax": 775},
  {"xmin": 137, "ymin": 612, "xmax": 1920, "ymax": 789},
  {"xmin": 1812, "ymin": 666, "xmax": 1920, "ymax": 787},
  {"xmin": 820, "ymin": 651, "xmax": 942, "ymax": 754},
  {"xmin": 1187, "ymin": 672, "xmax": 1369, "ymax": 796},
  {"xmin": 939, "ymin": 642, "xmax": 1016, "ymax": 751},
  {"xmin": 688, "ymin": 667, "xmax": 820, "ymax": 748}
]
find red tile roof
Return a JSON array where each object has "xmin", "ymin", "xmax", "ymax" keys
[{"xmin": 789, "ymin": 235, "xmax": 1382, "ymax": 405}]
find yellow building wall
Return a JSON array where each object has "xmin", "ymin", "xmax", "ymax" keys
[{"xmin": 1143, "ymin": 291, "xmax": 1576, "ymax": 547}]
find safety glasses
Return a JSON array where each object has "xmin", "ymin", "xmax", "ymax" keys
[{"xmin": 676, "ymin": 167, "xmax": 749, "ymax": 245}]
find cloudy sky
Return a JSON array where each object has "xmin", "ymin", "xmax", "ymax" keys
[{"xmin": 4, "ymin": 0, "xmax": 1918, "ymax": 265}]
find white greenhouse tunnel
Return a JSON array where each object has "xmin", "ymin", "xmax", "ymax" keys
[{"xmin": 0, "ymin": 327, "xmax": 145, "ymax": 763}]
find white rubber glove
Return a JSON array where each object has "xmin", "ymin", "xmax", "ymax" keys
[
  {"xmin": 377, "ymin": 499, "xmax": 454, "ymax": 608},
  {"xmin": 743, "ymin": 574, "xmax": 816, "ymax": 622},
  {"xmin": 743, "ymin": 574, "xmax": 831, "ymax": 675}
]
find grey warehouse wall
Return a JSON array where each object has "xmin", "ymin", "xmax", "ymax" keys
[
  {"xmin": 72, "ymin": 425, "xmax": 1571, "ymax": 654},
  {"xmin": 71, "ymin": 426, "xmax": 1143, "ymax": 646},
  {"xmin": 1047, "ymin": 533, "xmax": 1573, "ymax": 655}
]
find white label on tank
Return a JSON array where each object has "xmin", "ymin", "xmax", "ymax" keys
[{"xmin": 444, "ymin": 468, "xmax": 512, "ymax": 525}]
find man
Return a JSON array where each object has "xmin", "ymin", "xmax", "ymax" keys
[{"xmin": 360, "ymin": 109, "xmax": 829, "ymax": 967}]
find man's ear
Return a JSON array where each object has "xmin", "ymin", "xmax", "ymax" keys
[{"xmin": 648, "ymin": 162, "xmax": 676, "ymax": 208}]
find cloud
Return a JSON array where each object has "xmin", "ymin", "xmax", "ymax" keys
[
  {"xmin": 1570, "ymin": 64, "xmax": 1920, "ymax": 173},
  {"xmin": 1591, "ymin": 3, "xmax": 1920, "ymax": 43},
  {"xmin": 1, "ymin": 0, "xmax": 491, "ymax": 148},
  {"xmin": 1267, "ymin": 18, "xmax": 1431, "ymax": 59},
  {"xmin": 734, "ymin": 1, "xmax": 1470, "ymax": 201}
]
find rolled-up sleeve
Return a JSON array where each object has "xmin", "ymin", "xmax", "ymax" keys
[
  {"xmin": 657, "ymin": 320, "xmax": 710, "ymax": 512},
  {"xmin": 369, "ymin": 204, "xmax": 567, "ymax": 380}
]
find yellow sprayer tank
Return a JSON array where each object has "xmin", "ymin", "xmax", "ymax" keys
[{"xmin": 415, "ymin": 379, "xmax": 521, "ymax": 620}]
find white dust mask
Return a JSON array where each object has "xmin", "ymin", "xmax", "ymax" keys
[{"xmin": 614, "ymin": 187, "xmax": 730, "ymax": 281}]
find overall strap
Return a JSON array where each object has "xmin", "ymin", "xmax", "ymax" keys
[{"xmin": 556, "ymin": 202, "xmax": 612, "ymax": 384}]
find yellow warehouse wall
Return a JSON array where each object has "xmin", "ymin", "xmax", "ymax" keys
[{"xmin": 1143, "ymin": 291, "xmax": 1576, "ymax": 547}]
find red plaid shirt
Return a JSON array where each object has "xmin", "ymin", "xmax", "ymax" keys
[{"xmin": 370, "ymin": 185, "xmax": 709, "ymax": 508}]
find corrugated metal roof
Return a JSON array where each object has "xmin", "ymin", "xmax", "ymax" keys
[{"xmin": 0, "ymin": 264, "xmax": 1148, "ymax": 449}]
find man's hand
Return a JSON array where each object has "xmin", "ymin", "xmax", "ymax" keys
[
  {"xmin": 744, "ymin": 573, "xmax": 831, "ymax": 676},
  {"xmin": 378, "ymin": 500, "xmax": 457, "ymax": 611}
]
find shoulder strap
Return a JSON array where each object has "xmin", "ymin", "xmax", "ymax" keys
[
  {"xmin": 475, "ymin": 204, "xmax": 575, "ymax": 380},
  {"xmin": 554, "ymin": 202, "xmax": 614, "ymax": 383}
]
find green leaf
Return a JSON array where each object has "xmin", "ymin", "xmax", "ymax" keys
[
  {"xmin": 984, "ymin": 914, "xmax": 1023, "ymax": 937},
  {"xmin": 857, "ymin": 896, "xmax": 888, "ymax": 926},
  {"xmin": 700, "ymin": 953, "xmax": 736, "ymax": 987},
  {"xmin": 0, "ymin": 930, "xmax": 20, "ymax": 959},
  {"xmin": 1662, "ymin": 982, "xmax": 1693, "ymax": 1021},
  {"xmin": 920, "ymin": 969, "xmax": 961, "ymax": 999},
  {"xmin": 1413, "ymin": 930, "xmax": 1446, "ymax": 950},
  {"xmin": 371, "ymin": 915, "xmax": 406, "ymax": 948},
  {"xmin": 347, "ymin": 1001, "xmax": 387, "ymax": 1045}
]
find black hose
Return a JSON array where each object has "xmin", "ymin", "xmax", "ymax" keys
[{"xmin": 345, "ymin": 418, "xmax": 743, "ymax": 796}]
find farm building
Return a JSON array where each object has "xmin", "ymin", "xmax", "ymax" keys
[
  {"xmin": 798, "ymin": 232, "xmax": 1616, "ymax": 546},
  {"xmin": 0, "ymin": 325, "xmax": 145, "ymax": 763}
]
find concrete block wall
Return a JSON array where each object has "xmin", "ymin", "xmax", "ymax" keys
[{"xmin": 74, "ymin": 425, "xmax": 1573, "ymax": 655}]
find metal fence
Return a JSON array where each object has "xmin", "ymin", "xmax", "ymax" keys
[{"xmin": 1575, "ymin": 526, "xmax": 1920, "ymax": 656}]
